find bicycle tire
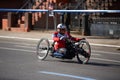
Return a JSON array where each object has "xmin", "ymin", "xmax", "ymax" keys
[
  {"xmin": 36, "ymin": 38, "xmax": 50, "ymax": 60},
  {"xmin": 76, "ymin": 40, "xmax": 91, "ymax": 64}
]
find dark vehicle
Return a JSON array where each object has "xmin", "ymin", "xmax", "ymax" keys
[{"xmin": 36, "ymin": 38, "xmax": 91, "ymax": 64}]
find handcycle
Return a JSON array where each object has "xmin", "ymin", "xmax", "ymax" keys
[{"xmin": 36, "ymin": 38, "xmax": 91, "ymax": 64}]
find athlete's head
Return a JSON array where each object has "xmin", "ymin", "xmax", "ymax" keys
[{"xmin": 57, "ymin": 23, "xmax": 66, "ymax": 34}]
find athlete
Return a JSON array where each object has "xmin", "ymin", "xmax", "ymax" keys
[{"xmin": 52, "ymin": 23, "xmax": 81, "ymax": 57}]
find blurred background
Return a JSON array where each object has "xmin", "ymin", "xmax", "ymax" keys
[{"xmin": 0, "ymin": 0, "xmax": 120, "ymax": 38}]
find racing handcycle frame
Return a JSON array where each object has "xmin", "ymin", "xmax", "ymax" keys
[{"xmin": 36, "ymin": 38, "xmax": 91, "ymax": 64}]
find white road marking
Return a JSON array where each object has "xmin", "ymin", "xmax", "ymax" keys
[
  {"xmin": 0, "ymin": 41, "xmax": 36, "ymax": 46},
  {"xmin": 90, "ymin": 43, "xmax": 120, "ymax": 48},
  {"xmin": 39, "ymin": 71, "xmax": 96, "ymax": 80},
  {"xmin": 1, "ymin": 40, "xmax": 119, "ymax": 56},
  {"xmin": 91, "ymin": 57, "xmax": 120, "ymax": 63},
  {"xmin": 0, "ymin": 47, "xmax": 35, "ymax": 53},
  {"xmin": 13, "ymin": 45, "xmax": 35, "ymax": 49},
  {"xmin": 91, "ymin": 53, "xmax": 101, "ymax": 56},
  {"xmin": 0, "ymin": 40, "xmax": 119, "ymax": 55},
  {"xmin": 0, "ymin": 35, "xmax": 120, "ymax": 48},
  {"xmin": 0, "ymin": 46, "xmax": 120, "ymax": 63},
  {"xmin": 0, "ymin": 36, "xmax": 120, "ymax": 63},
  {"xmin": 0, "ymin": 36, "xmax": 39, "ymax": 41},
  {"xmin": 92, "ymin": 50, "xmax": 120, "ymax": 55}
]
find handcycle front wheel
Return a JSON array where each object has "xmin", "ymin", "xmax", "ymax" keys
[
  {"xmin": 77, "ymin": 40, "xmax": 91, "ymax": 64},
  {"xmin": 36, "ymin": 38, "xmax": 50, "ymax": 60}
]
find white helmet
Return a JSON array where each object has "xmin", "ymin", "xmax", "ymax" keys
[{"xmin": 57, "ymin": 23, "xmax": 66, "ymax": 29}]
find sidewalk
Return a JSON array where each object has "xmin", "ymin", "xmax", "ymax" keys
[{"xmin": 0, "ymin": 30, "xmax": 120, "ymax": 48}]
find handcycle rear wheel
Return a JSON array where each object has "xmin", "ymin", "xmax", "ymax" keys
[
  {"xmin": 36, "ymin": 38, "xmax": 50, "ymax": 60},
  {"xmin": 77, "ymin": 40, "xmax": 91, "ymax": 64}
]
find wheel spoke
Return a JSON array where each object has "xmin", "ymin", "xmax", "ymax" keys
[
  {"xmin": 77, "ymin": 40, "xmax": 91, "ymax": 64},
  {"xmin": 36, "ymin": 38, "xmax": 50, "ymax": 60}
]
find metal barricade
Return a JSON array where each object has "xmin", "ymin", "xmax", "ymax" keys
[{"xmin": 91, "ymin": 18, "xmax": 120, "ymax": 38}]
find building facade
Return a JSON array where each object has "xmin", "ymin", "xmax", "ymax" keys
[{"xmin": 0, "ymin": 0, "xmax": 120, "ymax": 37}]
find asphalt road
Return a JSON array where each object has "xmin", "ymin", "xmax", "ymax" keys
[{"xmin": 0, "ymin": 38, "xmax": 120, "ymax": 80}]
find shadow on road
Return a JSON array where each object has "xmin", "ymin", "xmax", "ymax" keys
[
  {"xmin": 60, "ymin": 60, "xmax": 79, "ymax": 64},
  {"xmin": 60, "ymin": 61, "xmax": 120, "ymax": 68},
  {"xmin": 87, "ymin": 62, "xmax": 120, "ymax": 67},
  {"xmin": 42, "ymin": 59, "xmax": 120, "ymax": 68},
  {"xmin": 42, "ymin": 59, "xmax": 79, "ymax": 64}
]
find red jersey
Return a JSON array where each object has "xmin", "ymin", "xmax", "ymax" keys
[{"xmin": 52, "ymin": 32, "xmax": 80, "ymax": 50}]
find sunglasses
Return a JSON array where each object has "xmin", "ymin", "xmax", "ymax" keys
[{"xmin": 59, "ymin": 28, "xmax": 65, "ymax": 30}]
